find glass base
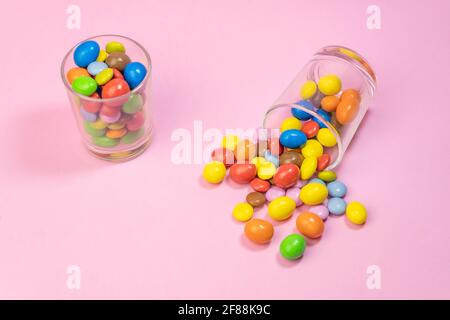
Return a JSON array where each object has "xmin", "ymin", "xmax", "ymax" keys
[{"xmin": 85, "ymin": 135, "xmax": 152, "ymax": 162}]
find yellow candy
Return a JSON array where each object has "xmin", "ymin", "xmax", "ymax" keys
[
  {"xmin": 300, "ymin": 183, "xmax": 328, "ymax": 205},
  {"xmin": 346, "ymin": 202, "xmax": 367, "ymax": 225},
  {"xmin": 108, "ymin": 121, "xmax": 126, "ymax": 130},
  {"xmin": 222, "ymin": 134, "xmax": 239, "ymax": 151},
  {"xmin": 300, "ymin": 80, "xmax": 317, "ymax": 99},
  {"xmin": 300, "ymin": 156, "xmax": 317, "ymax": 180},
  {"xmin": 90, "ymin": 119, "xmax": 108, "ymax": 130},
  {"xmin": 268, "ymin": 196, "xmax": 296, "ymax": 221},
  {"xmin": 301, "ymin": 139, "xmax": 323, "ymax": 158},
  {"xmin": 106, "ymin": 41, "xmax": 126, "ymax": 53},
  {"xmin": 280, "ymin": 117, "xmax": 302, "ymax": 132},
  {"xmin": 95, "ymin": 68, "xmax": 114, "ymax": 86},
  {"xmin": 317, "ymin": 170, "xmax": 337, "ymax": 182},
  {"xmin": 232, "ymin": 202, "xmax": 254, "ymax": 222},
  {"xmin": 203, "ymin": 161, "xmax": 226, "ymax": 184},
  {"xmin": 317, "ymin": 128, "xmax": 337, "ymax": 147},
  {"xmin": 257, "ymin": 161, "xmax": 277, "ymax": 180},
  {"xmin": 96, "ymin": 49, "xmax": 108, "ymax": 62},
  {"xmin": 251, "ymin": 156, "xmax": 268, "ymax": 169},
  {"xmin": 318, "ymin": 74, "xmax": 342, "ymax": 96}
]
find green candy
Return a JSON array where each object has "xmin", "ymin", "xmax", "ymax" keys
[
  {"xmin": 106, "ymin": 41, "xmax": 126, "ymax": 53},
  {"xmin": 122, "ymin": 94, "xmax": 144, "ymax": 114},
  {"xmin": 95, "ymin": 68, "xmax": 113, "ymax": 85},
  {"xmin": 280, "ymin": 234, "xmax": 306, "ymax": 260},
  {"xmin": 92, "ymin": 136, "xmax": 119, "ymax": 148},
  {"xmin": 121, "ymin": 128, "xmax": 144, "ymax": 144},
  {"xmin": 72, "ymin": 76, "xmax": 97, "ymax": 96},
  {"xmin": 84, "ymin": 121, "xmax": 106, "ymax": 137}
]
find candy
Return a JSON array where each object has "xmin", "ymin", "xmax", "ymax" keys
[
  {"xmin": 232, "ymin": 202, "xmax": 254, "ymax": 222},
  {"xmin": 83, "ymin": 121, "xmax": 105, "ymax": 137},
  {"xmin": 309, "ymin": 205, "xmax": 329, "ymax": 220},
  {"xmin": 317, "ymin": 154, "xmax": 331, "ymax": 171},
  {"xmin": 257, "ymin": 161, "xmax": 277, "ymax": 180},
  {"xmin": 280, "ymin": 117, "xmax": 302, "ymax": 132},
  {"xmin": 90, "ymin": 118, "xmax": 108, "ymax": 130},
  {"xmin": 317, "ymin": 128, "xmax": 337, "ymax": 147},
  {"xmin": 273, "ymin": 163, "xmax": 299, "ymax": 189},
  {"xmin": 235, "ymin": 139, "xmax": 257, "ymax": 162},
  {"xmin": 268, "ymin": 196, "xmax": 296, "ymax": 221},
  {"xmin": 251, "ymin": 156, "xmax": 267, "ymax": 169},
  {"xmin": 87, "ymin": 61, "xmax": 108, "ymax": 76},
  {"xmin": 246, "ymin": 192, "xmax": 266, "ymax": 207},
  {"xmin": 321, "ymin": 95, "xmax": 340, "ymax": 112},
  {"xmin": 106, "ymin": 128, "xmax": 127, "ymax": 139},
  {"xmin": 300, "ymin": 80, "xmax": 317, "ymax": 99},
  {"xmin": 112, "ymin": 68, "xmax": 124, "ymax": 79},
  {"xmin": 279, "ymin": 151, "xmax": 303, "ymax": 167},
  {"xmin": 124, "ymin": 62, "xmax": 148, "ymax": 89},
  {"xmin": 317, "ymin": 170, "xmax": 337, "ymax": 182},
  {"xmin": 92, "ymin": 136, "xmax": 119, "ymax": 148},
  {"xmin": 346, "ymin": 201, "xmax": 367, "ymax": 224},
  {"xmin": 73, "ymin": 40, "xmax": 100, "ymax": 67},
  {"xmin": 229, "ymin": 163, "xmax": 257, "ymax": 184},
  {"xmin": 301, "ymin": 120, "xmax": 320, "ymax": 138},
  {"xmin": 301, "ymin": 139, "xmax": 323, "ymax": 158},
  {"xmin": 340, "ymin": 89, "xmax": 360, "ymax": 102},
  {"xmin": 127, "ymin": 111, "xmax": 145, "ymax": 131},
  {"xmin": 108, "ymin": 117, "xmax": 127, "ymax": 129},
  {"xmin": 95, "ymin": 68, "xmax": 114, "ymax": 85},
  {"xmin": 245, "ymin": 219, "xmax": 274, "ymax": 244},
  {"xmin": 80, "ymin": 107, "xmax": 97, "ymax": 122},
  {"xmin": 313, "ymin": 109, "xmax": 331, "ymax": 128},
  {"xmin": 296, "ymin": 212, "xmax": 324, "ymax": 238},
  {"xmin": 285, "ymin": 187, "xmax": 302, "ymax": 207},
  {"xmin": 318, "ymin": 74, "xmax": 341, "ymax": 95},
  {"xmin": 250, "ymin": 178, "xmax": 271, "ymax": 192},
  {"xmin": 100, "ymin": 107, "xmax": 121, "ymax": 123},
  {"xmin": 96, "ymin": 49, "xmax": 108, "ymax": 62},
  {"xmin": 280, "ymin": 129, "xmax": 307, "ymax": 149},
  {"xmin": 267, "ymin": 138, "xmax": 283, "ymax": 155},
  {"xmin": 106, "ymin": 41, "xmax": 126, "ymax": 53},
  {"xmin": 222, "ymin": 134, "xmax": 239, "ymax": 151},
  {"xmin": 211, "ymin": 147, "xmax": 235, "ymax": 167},
  {"xmin": 203, "ymin": 161, "xmax": 227, "ymax": 184},
  {"xmin": 67, "ymin": 67, "xmax": 90, "ymax": 84},
  {"xmin": 291, "ymin": 100, "xmax": 314, "ymax": 121},
  {"xmin": 309, "ymin": 178, "xmax": 326, "ymax": 185},
  {"xmin": 327, "ymin": 181, "xmax": 347, "ymax": 198},
  {"xmin": 105, "ymin": 52, "xmax": 131, "ymax": 72},
  {"xmin": 72, "ymin": 76, "xmax": 97, "ymax": 96},
  {"xmin": 299, "ymin": 182, "xmax": 328, "ymax": 205},
  {"xmin": 122, "ymin": 93, "xmax": 144, "ymax": 114},
  {"xmin": 82, "ymin": 92, "xmax": 102, "ymax": 113},
  {"xmin": 300, "ymin": 156, "xmax": 317, "ymax": 180},
  {"xmin": 336, "ymin": 98, "xmax": 359, "ymax": 125},
  {"xmin": 102, "ymin": 78, "xmax": 130, "ymax": 100},
  {"xmin": 280, "ymin": 234, "xmax": 306, "ymax": 260},
  {"xmin": 327, "ymin": 197, "xmax": 347, "ymax": 215},
  {"xmin": 266, "ymin": 186, "xmax": 285, "ymax": 201},
  {"xmin": 264, "ymin": 151, "xmax": 279, "ymax": 167},
  {"xmin": 121, "ymin": 128, "xmax": 144, "ymax": 144}
]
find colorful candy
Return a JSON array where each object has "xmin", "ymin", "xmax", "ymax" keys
[
  {"xmin": 327, "ymin": 197, "xmax": 347, "ymax": 215},
  {"xmin": 317, "ymin": 128, "xmax": 337, "ymax": 147},
  {"xmin": 73, "ymin": 40, "xmax": 100, "ymax": 67},
  {"xmin": 317, "ymin": 170, "xmax": 337, "ymax": 182},
  {"xmin": 124, "ymin": 62, "xmax": 148, "ymax": 89},
  {"xmin": 300, "ymin": 156, "xmax": 317, "ymax": 180},
  {"xmin": 246, "ymin": 192, "xmax": 266, "ymax": 207},
  {"xmin": 280, "ymin": 129, "xmax": 307, "ymax": 149},
  {"xmin": 296, "ymin": 212, "xmax": 324, "ymax": 239},
  {"xmin": 265, "ymin": 186, "xmax": 285, "ymax": 201},
  {"xmin": 211, "ymin": 148, "xmax": 235, "ymax": 167},
  {"xmin": 232, "ymin": 202, "xmax": 254, "ymax": 222},
  {"xmin": 245, "ymin": 219, "xmax": 274, "ymax": 244},
  {"xmin": 105, "ymin": 52, "xmax": 131, "ymax": 72},
  {"xmin": 72, "ymin": 76, "xmax": 97, "ymax": 96},
  {"xmin": 280, "ymin": 117, "xmax": 302, "ymax": 132},
  {"xmin": 279, "ymin": 234, "xmax": 306, "ymax": 260},
  {"xmin": 346, "ymin": 201, "xmax": 367, "ymax": 224},
  {"xmin": 229, "ymin": 163, "xmax": 257, "ymax": 184},
  {"xmin": 273, "ymin": 163, "xmax": 299, "ymax": 189},
  {"xmin": 299, "ymin": 182, "xmax": 328, "ymax": 205},
  {"xmin": 318, "ymin": 74, "xmax": 341, "ymax": 95},
  {"xmin": 106, "ymin": 41, "xmax": 126, "ymax": 53},
  {"xmin": 327, "ymin": 181, "xmax": 347, "ymax": 198},
  {"xmin": 300, "ymin": 80, "xmax": 317, "ymax": 99},
  {"xmin": 203, "ymin": 161, "xmax": 226, "ymax": 184},
  {"xmin": 250, "ymin": 178, "xmax": 271, "ymax": 192},
  {"xmin": 268, "ymin": 196, "xmax": 296, "ymax": 221}
]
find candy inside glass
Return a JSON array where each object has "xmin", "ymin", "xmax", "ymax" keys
[
  {"xmin": 263, "ymin": 45, "xmax": 376, "ymax": 169},
  {"xmin": 60, "ymin": 34, "xmax": 152, "ymax": 161}
]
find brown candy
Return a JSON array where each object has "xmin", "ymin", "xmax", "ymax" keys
[
  {"xmin": 279, "ymin": 151, "xmax": 304, "ymax": 167},
  {"xmin": 246, "ymin": 192, "xmax": 266, "ymax": 207},
  {"xmin": 106, "ymin": 52, "xmax": 131, "ymax": 72}
]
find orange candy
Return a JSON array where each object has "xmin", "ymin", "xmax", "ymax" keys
[
  {"xmin": 296, "ymin": 212, "xmax": 324, "ymax": 239},
  {"xmin": 67, "ymin": 67, "xmax": 90, "ymax": 84},
  {"xmin": 317, "ymin": 154, "xmax": 331, "ymax": 171},
  {"xmin": 320, "ymin": 95, "xmax": 340, "ymax": 112},
  {"xmin": 340, "ymin": 89, "xmax": 361, "ymax": 103},
  {"xmin": 244, "ymin": 219, "xmax": 274, "ymax": 244},
  {"xmin": 336, "ymin": 98, "xmax": 359, "ymax": 125},
  {"xmin": 235, "ymin": 139, "xmax": 257, "ymax": 162},
  {"xmin": 106, "ymin": 128, "xmax": 127, "ymax": 139}
]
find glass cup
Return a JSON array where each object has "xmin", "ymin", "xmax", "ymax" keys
[
  {"xmin": 61, "ymin": 34, "xmax": 152, "ymax": 161},
  {"xmin": 263, "ymin": 45, "xmax": 376, "ymax": 169}
]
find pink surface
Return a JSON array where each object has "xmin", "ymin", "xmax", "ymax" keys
[{"xmin": 0, "ymin": 0, "xmax": 449, "ymax": 299}]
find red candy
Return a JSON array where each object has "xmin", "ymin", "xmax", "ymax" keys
[
  {"xmin": 317, "ymin": 154, "xmax": 331, "ymax": 171},
  {"xmin": 82, "ymin": 92, "xmax": 102, "ymax": 113},
  {"xmin": 301, "ymin": 120, "xmax": 320, "ymax": 138},
  {"xmin": 229, "ymin": 163, "xmax": 257, "ymax": 184},
  {"xmin": 250, "ymin": 178, "xmax": 271, "ymax": 192},
  {"xmin": 273, "ymin": 163, "xmax": 299, "ymax": 189},
  {"xmin": 127, "ymin": 111, "xmax": 145, "ymax": 131},
  {"xmin": 100, "ymin": 105, "xmax": 121, "ymax": 117},
  {"xmin": 112, "ymin": 68, "xmax": 124, "ymax": 79},
  {"xmin": 102, "ymin": 78, "xmax": 130, "ymax": 107},
  {"xmin": 211, "ymin": 148, "xmax": 235, "ymax": 167}
]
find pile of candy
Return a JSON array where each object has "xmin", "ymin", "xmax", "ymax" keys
[
  {"xmin": 66, "ymin": 40, "xmax": 148, "ymax": 148},
  {"xmin": 202, "ymin": 73, "xmax": 367, "ymax": 261}
]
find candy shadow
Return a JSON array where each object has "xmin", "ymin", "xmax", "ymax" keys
[
  {"xmin": 239, "ymin": 234, "xmax": 270, "ymax": 252},
  {"xmin": 11, "ymin": 107, "xmax": 108, "ymax": 177},
  {"xmin": 198, "ymin": 175, "xmax": 222, "ymax": 190},
  {"xmin": 276, "ymin": 252, "xmax": 302, "ymax": 267},
  {"xmin": 344, "ymin": 218, "xmax": 365, "ymax": 230}
]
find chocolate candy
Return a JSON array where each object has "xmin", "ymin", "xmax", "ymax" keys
[
  {"xmin": 246, "ymin": 192, "xmax": 266, "ymax": 207},
  {"xmin": 105, "ymin": 52, "xmax": 131, "ymax": 71},
  {"xmin": 279, "ymin": 151, "xmax": 303, "ymax": 167}
]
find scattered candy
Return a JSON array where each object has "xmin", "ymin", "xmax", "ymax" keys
[
  {"xmin": 211, "ymin": 148, "xmax": 235, "ymax": 167},
  {"xmin": 285, "ymin": 187, "xmax": 302, "ymax": 207},
  {"xmin": 203, "ymin": 161, "xmax": 226, "ymax": 184},
  {"xmin": 246, "ymin": 192, "xmax": 266, "ymax": 207},
  {"xmin": 280, "ymin": 129, "xmax": 307, "ymax": 149},
  {"xmin": 300, "ymin": 156, "xmax": 317, "ymax": 180},
  {"xmin": 245, "ymin": 219, "xmax": 274, "ymax": 244},
  {"xmin": 232, "ymin": 202, "xmax": 254, "ymax": 222},
  {"xmin": 300, "ymin": 182, "xmax": 328, "ymax": 205},
  {"xmin": 317, "ymin": 128, "xmax": 337, "ymax": 147},
  {"xmin": 327, "ymin": 197, "xmax": 347, "ymax": 215},
  {"xmin": 296, "ymin": 212, "xmax": 324, "ymax": 239},
  {"xmin": 273, "ymin": 164, "xmax": 299, "ymax": 189},
  {"xmin": 280, "ymin": 234, "xmax": 306, "ymax": 260},
  {"xmin": 327, "ymin": 181, "xmax": 347, "ymax": 198},
  {"xmin": 317, "ymin": 170, "xmax": 337, "ymax": 182},
  {"xmin": 268, "ymin": 196, "xmax": 296, "ymax": 221},
  {"xmin": 346, "ymin": 201, "xmax": 367, "ymax": 224},
  {"xmin": 309, "ymin": 205, "xmax": 329, "ymax": 220},
  {"xmin": 265, "ymin": 186, "xmax": 285, "ymax": 201},
  {"xmin": 250, "ymin": 178, "xmax": 271, "ymax": 192},
  {"xmin": 230, "ymin": 163, "xmax": 257, "ymax": 184}
]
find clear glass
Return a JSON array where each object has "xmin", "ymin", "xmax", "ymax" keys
[
  {"xmin": 263, "ymin": 45, "xmax": 376, "ymax": 169},
  {"xmin": 61, "ymin": 34, "xmax": 152, "ymax": 161}
]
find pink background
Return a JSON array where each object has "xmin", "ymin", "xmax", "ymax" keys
[{"xmin": 0, "ymin": 0, "xmax": 449, "ymax": 299}]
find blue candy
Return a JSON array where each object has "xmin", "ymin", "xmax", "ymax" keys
[
  {"xmin": 291, "ymin": 100, "xmax": 315, "ymax": 121},
  {"xmin": 313, "ymin": 109, "xmax": 331, "ymax": 128},
  {"xmin": 73, "ymin": 40, "xmax": 100, "ymax": 68},
  {"xmin": 309, "ymin": 178, "xmax": 326, "ymax": 185},
  {"xmin": 327, "ymin": 181, "xmax": 347, "ymax": 198},
  {"xmin": 80, "ymin": 107, "xmax": 97, "ymax": 122},
  {"xmin": 87, "ymin": 61, "xmax": 108, "ymax": 76},
  {"xmin": 124, "ymin": 62, "xmax": 147, "ymax": 89},
  {"xmin": 279, "ymin": 129, "xmax": 307, "ymax": 149},
  {"xmin": 327, "ymin": 197, "xmax": 347, "ymax": 215},
  {"xmin": 264, "ymin": 151, "xmax": 279, "ymax": 168}
]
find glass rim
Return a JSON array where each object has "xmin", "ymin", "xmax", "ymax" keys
[{"xmin": 60, "ymin": 34, "xmax": 152, "ymax": 103}]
